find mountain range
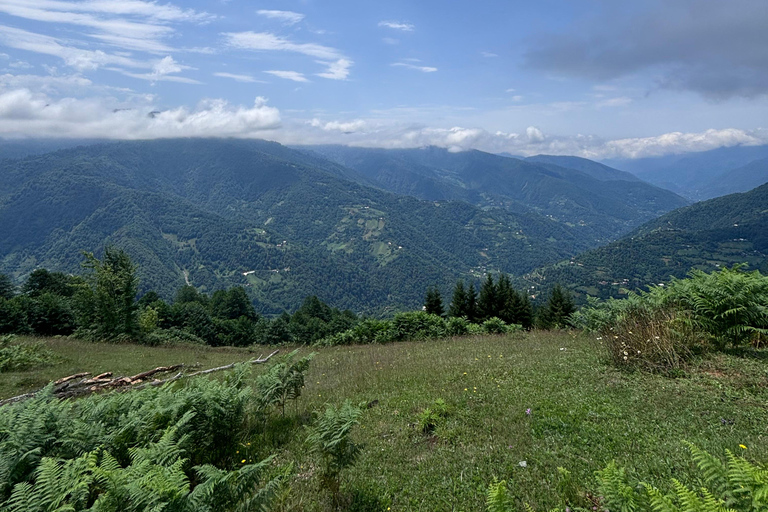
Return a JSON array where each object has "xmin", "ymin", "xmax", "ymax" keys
[
  {"xmin": 523, "ymin": 182, "xmax": 768, "ymax": 301},
  {"xmin": 2, "ymin": 138, "xmax": 765, "ymax": 314},
  {"xmin": 2, "ymin": 138, "xmax": 658, "ymax": 314},
  {"xmin": 604, "ymin": 144, "xmax": 768, "ymax": 200}
]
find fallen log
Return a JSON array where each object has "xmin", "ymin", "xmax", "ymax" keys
[{"xmin": 0, "ymin": 350, "xmax": 279, "ymax": 406}]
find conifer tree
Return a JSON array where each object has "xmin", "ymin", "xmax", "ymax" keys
[
  {"xmin": 496, "ymin": 273, "xmax": 514, "ymax": 323},
  {"xmin": 477, "ymin": 274, "xmax": 498, "ymax": 321},
  {"xmin": 424, "ymin": 286, "xmax": 445, "ymax": 317},
  {"xmin": 448, "ymin": 280, "xmax": 468, "ymax": 318},
  {"xmin": 466, "ymin": 282, "xmax": 478, "ymax": 323},
  {"xmin": 537, "ymin": 284, "xmax": 575, "ymax": 329},
  {"xmin": 0, "ymin": 273, "xmax": 15, "ymax": 300}
]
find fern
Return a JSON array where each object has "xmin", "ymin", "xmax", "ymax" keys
[{"xmin": 486, "ymin": 478, "xmax": 515, "ymax": 512}]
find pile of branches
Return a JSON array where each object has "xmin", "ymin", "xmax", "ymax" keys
[{"xmin": 0, "ymin": 350, "xmax": 279, "ymax": 407}]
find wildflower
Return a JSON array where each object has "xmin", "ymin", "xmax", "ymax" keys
[
  {"xmin": 525, "ymin": 408, "xmax": 532, "ymax": 415},
  {"xmin": 518, "ymin": 460, "xmax": 527, "ymax": 467},
  {"xmin": 241, "ymin": 459, "xmax": 246, "ymax": 463},
  {"xmin": 623, "ymin": 356, "xmax": 628, "ymax": 360},
  {"xmin": 740, "ymin": 444, "xmax": 747, "ymax": 449},
  {"xmin": 464, "ymin": 388, "xmax": 468, "ymax": 391}
]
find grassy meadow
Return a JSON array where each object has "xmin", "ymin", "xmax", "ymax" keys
[{"xmin": 2, "ymin": 332, "xmax": 767, "ymax": 511}]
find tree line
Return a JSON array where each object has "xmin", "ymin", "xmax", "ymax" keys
[
  {"xmin": 424, "ymin": 273, "xmax": 575, "ymax": 330},
  {"xmin": 0, "ymin": 247, "xmax": 356, "ymax": 346}
]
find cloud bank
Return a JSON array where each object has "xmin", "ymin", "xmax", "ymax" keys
[{"xmin": 523, "ymin": 0, "xmax": 768, "ymax": 99}]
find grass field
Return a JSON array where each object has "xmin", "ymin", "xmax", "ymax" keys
[{"xmin": 2, "ymin": 332, "xmax": 767, "ymax": 511}]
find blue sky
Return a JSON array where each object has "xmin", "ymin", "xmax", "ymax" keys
[{"xmin": 0, "ymin": 0, "xmax": 767, "ymax": 158}]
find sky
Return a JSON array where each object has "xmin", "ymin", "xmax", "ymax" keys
[{"xmin": 0, "ymin": 0, "xmax": 767, "ymax": 159}]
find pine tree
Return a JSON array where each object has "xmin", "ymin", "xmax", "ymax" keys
[
  {"xmin": 466, "ymin": 282, "xmax": 478, "ymax": 323},
  {"xmin": 477, "ymin": 274, "xmax": 498, "ymax": 322},
  {"xmin": 537, "ymin": 284, "xmax": 575, "ymax": 329},
  {"xmin": 448, "ymin": 280, "xmax": 468, "ymax": 318},
  {"xmin": 424, "ymin": 286, "xmax": 445, "ymax": 317},
  {"xmin": 496, "ymin": 274, "xmax": 514, "ymax": 323}
]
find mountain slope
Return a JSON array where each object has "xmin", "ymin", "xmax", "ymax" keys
[
  {"xmin": 604, "ymin": 145, "xmax": 768, "ymax": 199},
  {"xmin": 0, "ymin": 138, "xmax": 594, "ymax": 314},
  {"xmin": 298, "ymin": 145, "xmax": 688, "ymax": 243},
  {"xmin": 698, "ymin": 157, "xmax": 768, "ymax": 200},
  {"xmin": 524, "ymin": 155, "xmax": 641, "ymax": 182},
  {"xmin": 524, "ymin": 183, "xmax": 768, "ymax": 301}
]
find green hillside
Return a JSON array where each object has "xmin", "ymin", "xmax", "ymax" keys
[
  {"xmin": 523, "ymin": 183, "xmax": 768, "ymax": 301},
  {"xmin": 299, "ymin": 145, "xmax": 688, "ymax": 242},
  {"xmin": 0, "ymin": 139, "xmax": 595, "ymax": 314}
]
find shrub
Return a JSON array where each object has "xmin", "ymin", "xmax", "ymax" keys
[
  {"xmin": 417, "ymin": 398, "xmax": 450, "ymax": 434},
  {"xmin": 576, "ymin": 267, "xmax": 768, "ymax": 372},
  {"xmin": 390, "ymin": 311, "xmax": 446, "ymax": 341},
  {"xmin": 481, "ymin": 317, "xmax": 522, "ymax": 334},
  {"xmin": 446, "ymin": 316, "xmax": 470, "ymax": 336}
]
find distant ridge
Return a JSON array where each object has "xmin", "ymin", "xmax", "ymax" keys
[{"xmin": 524, "ymin": 182, "xmax": 768, "ymax": 301}]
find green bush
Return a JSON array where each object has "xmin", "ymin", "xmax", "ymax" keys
[
  {"xmin": 575, "ymin": 267, "xmax": 768, "ymax": 372},
  {"xmin": 446, "ymin": 316, "xmax": 470, "ymax": 336},
  {"xmin": 390, "ymin": 311, "xmax": 447, "ymax": 341},
  {"xmin": 481, "ymin": 317, "xmax": 522, "ymax": 334}
]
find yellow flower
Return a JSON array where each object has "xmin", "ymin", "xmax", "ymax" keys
[
  {"xmin": 464, "ymin": 388, "xmax": 468, "ymax": 391},
  {"xmin": 241, "ymin": 459, "xmax": 246, "ymax": 463},
  {"xmin": 740, "ymin": 444, "xmax": 747, "ymax": 449}
]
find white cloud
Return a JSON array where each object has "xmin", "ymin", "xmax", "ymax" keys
[
  {"xmin": 382, "ymin": 37, "xmax": 399, "ymax": 45},
  {"xmin": 0, "ymin": 89, "xmax": 280, "ymax": 137},
  {"xmin": 224, "ymin": 31, "xmax": 342, "ymax": 60},
  {"xmin": 391, "ymin": 62, "xmax": 437, "ymax": 73},
  {"xmin": 225, "ymin": 31, "xmax": 353, "ymax": 81},
  {"xmin": 316, "ymin": 58, "xmax": 351, "ymax": 80},
  {"xmin": 213, "ymin": 72, "xmax": 261, "ymax": 83},
  {"xmin": 110, "ymin": 55, "xmax": 200, "ymax": 84},
  {"xmin": 481, "ymin": 51, "xmax": 498, "ymax": 58},
  {"xmin": 378, "ymin": 21, "xmax": 414, "ymax": 32},
  {"xmin": 0, "ymin": 0, "xmax": 211, "ymax": 54},
  {"xmin": 511, "ymin": 95, "xmax": 523, "ymax": 102},
  {"xmin": 0, "ymin": 24, "xmax": 145, "ymax": 71},
  {"xmin": 256, "ymin": 10, "xmax": 304, "ymax": 25},
  {"xmin": 309, "ymin": 118, "xmax": 367, "ymax": 133},
  {"xmin": 265, "ymin": 70, "xmax": 308, "ymax": 82}
]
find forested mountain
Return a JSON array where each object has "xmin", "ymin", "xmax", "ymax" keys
[
  {"xmin": 523, "ymin": 182, "xmax": 768, "ymax": 302},
  {"xmin": 605, "ymin": 144, "xmax": 768, "ymax": 199},
  {"xmin": 698, "ymin": 157, "xmax": 768, "ymax": 200},
  {"xmin": 297, "ymin": 145, "xmax": 687, "ymax": 242},
  {"xmin": 523, "ymin": 155, "xmax": 641, "ymax": 182},
  {"xmin": 0, "ymin": 138, "xmax": 599, "ymax": 314}
]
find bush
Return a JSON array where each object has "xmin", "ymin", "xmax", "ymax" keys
[
  {"xmin": 481, "ymin": 317, "xmax": 522, "ymax": 334},
  {"xmin": 576, "ymin": 267, "xmax": 768, "ymax": 372},
  {"xmin": 446, "ymin": 316, "xmax": 470, "ymax": 336},
  {"xmin": 390, "ymin": 311, "xmax": 446, "ymax": 341}
]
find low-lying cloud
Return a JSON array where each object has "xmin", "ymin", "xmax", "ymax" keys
[{"xmin": 0, "ymin": 88, "xmax": 280, "ymax": 138}]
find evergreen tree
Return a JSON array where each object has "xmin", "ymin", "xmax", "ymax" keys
[
  {"xmin": 495, "ymin": 273, "xmax": 514, "ymax": 323},
  {"xmin": 466, "ymin": 282, "xmax": 478, "ymax": 323},
  {"xmin": 448, "ymin": 280, "xmax": 468, "ymax": 318},
  {"xmin": 537, "ymin": 284, "xmax": 576, "ymax": 329},
  {"xmin": 477, "ymin": 274, "xmax": 498, "ymax": 322},
  {"xmin": 424, "ymin": 286, "xmax": 445, "ymax": 317},
  {"xmin": 210, "ymin": 287, "xmax": 257, "ymax": 320}
]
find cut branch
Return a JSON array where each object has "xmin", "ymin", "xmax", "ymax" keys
[{"xmin": 0, "ymin": 350, "xmax": 279, "ymax": 406}]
